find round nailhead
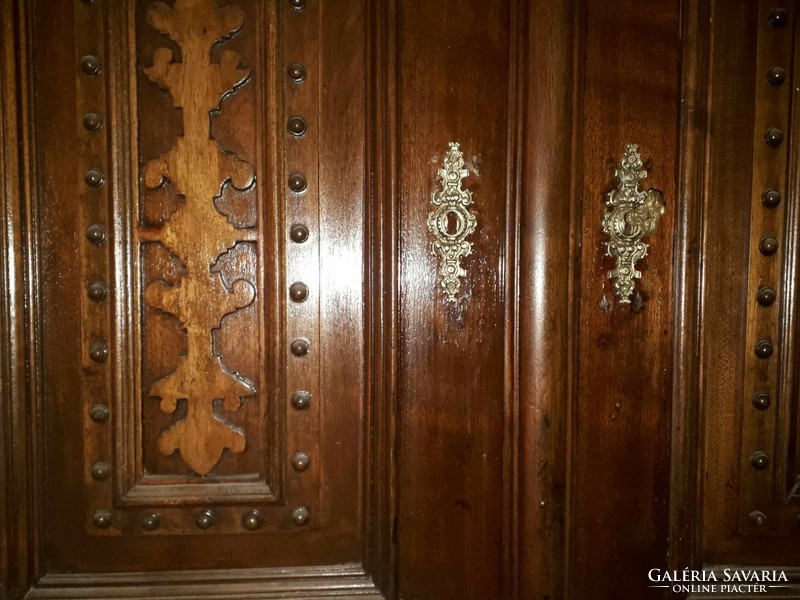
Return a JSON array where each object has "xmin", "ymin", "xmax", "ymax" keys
[
  {"xmin": 749, "ymin": 510, "xmax": 767, "ymax": 526},
  {"xmin": 82, "ymin": 112, "xmax": 103, "ymax": 132},
  {"xmin": 762, "ymin": 188, "xmax": 781, "ymax": 208},
  {"xmin": 242, "ymin": 510, "xmax": 263, "ymax": 530},
  {"xmin": 80, "ymin": 55, "xmax": 102, "ymax": 76},
  {"xmin": 291, "ymin": 506, "xmax": 310, "ymax": 526},
  {"xmin": 292, "ymin": 452, "xmax": 310, "ymax": 472},
  {"xmin": 756, "ymin": 286, "xmax": 776, "ymax": 307},
  {"xmin": 767, "ymin": 66, "xmax": 786, "ymax": 86},
  {"xmin": 288, "ymin": 173, "xmax": 307, "ymax": 193},
  {"xmin": 93, "ymin": 510, "xmax": 112, "ymax": 529},
  {"xmin": 750, "ymin": 451, "xmax": 770, "ymax": 470},
  {"xmin": 86, "ymin": 224, "xmax": 106, "ymax": 245},
  {"xmin": 291, "ymin": 390, "xmax": 312, "ymax": 410},
  {"xmin": 195, "ymin": 509, "xmax": 216, "ymax": 529},
  {"xmin": 84, "ymin": 168, "xmax": 105, "ymax": 188},
  {"xmin": 290, "ymin": 224, "xmax": 309, "ymax": 243},
  {"xmin": 288, "ymin": 0, "xmax": 306, "ymax": 10},
  {"xmin": 760, "ymin": 236, "xmax": 779, "ymax": 256},
  {"xmin": 289, "ymin": 282, "xmax": 309, "ymax": 302},
  {"xmin": 755, "ymin": 339, "xmax": 774, "ymax": 359},
  {"xmin": 89, "ymin": 403, "xmax": 110, "ymax": 423},
  {"xmin": 287, "ymin": 116, "xmax": 307, "ymax": 137},
  {"xmin": 287, "ymin": 63, "xmax": 306, "ymax": 83},
  {"xmin": 141, "ymin": 513, "xmax": 161, "ymax": 531},
  {"xmin": 768, "ymin": 7, "xmax": 788, "ymax": 27},
  {"xmin": 87, "ymin": 281, "xmax": 108, "ymax": 302},
  {"xmin": 752, "ymin": 392, "xmax": 771, "ymax": 410},
  {"xmin": 764, "ymin": 128, "xmax": 784, "ymax": 147},
  {"xmin": 89, "ymin": 342, "xmax": 109, "ymax": 362},
  {"xmin": 91, "ymin": 461, "xmax": 111, "ymax": 480},
  {"xmin": 290, "ymin": 338, "xmax": 310, "ymax": 357}
]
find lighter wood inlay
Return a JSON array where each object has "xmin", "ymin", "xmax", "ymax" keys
[{"xmin": 142, "ymin": 0, "xmax": 256, "ymax": 476}]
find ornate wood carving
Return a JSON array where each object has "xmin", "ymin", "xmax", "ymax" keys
[{"xmin": 142, "ymin": 0, "xmax": 256, "ymax": 476}]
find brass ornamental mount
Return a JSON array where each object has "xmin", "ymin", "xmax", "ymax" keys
[
  {"xmin": 602, "ymin": 144, "xmax": 666, "ymax": 303},
  {"xmin": 428, "ymin": 142, "xmax": 478, "ymax": 303}
]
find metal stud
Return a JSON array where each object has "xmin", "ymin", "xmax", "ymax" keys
[
  {"xmin": 752, "ymin": 392, "xmax": 771, "ymax": 411},
  {"xmin": 291, "ymin": 390, "xmax": 312, "ymax": 410},
  {"xmin": 290, "ymin": 338, "xmax": 310, "ymax": 357},
  {"xmin": 287, "ymin": 116, "xmax": 307, "ymax": 137},
  {"xmin": 93, "ymin": 510, "xmax": 112, "ymax": 529},
  {"xmin": 87, "ymin": 281, "xmax": 108, "ymax": 302},
  {"xmin": 767, "ymin": 66, "xmax": 786, "ymax": 86},
  {"xmin": 762, "ymin": 188, "xmax": 782, "ymax": 208},
  {"xmin": 290, "ymin": 224, "xmax": 309, "ymax": 243},
  {"xmin": 84, "ymin": 168, "xmax": 105, "ymax": 188},
  {"xmin": 749, "ymin": 510, "xmax": 767, "ymax": 526},
  {"xmin": 241, "ymin": 510, "xmax": 263, "ymax": 530},
  {"xmin": 760, "ymin": 236, "xmax": 779, "ymax": 256},
  {"xmin": 82, "ymin": 112, "xmax": 103, "ymax": 132},
  {"xmin": 757, "ymin": 286, "xmax": 776, "ymax": 307},
  {"xmin": 195, "ymin": 508, "xmax": 216, "ymax": 529},
  {"xmin": 287, "ymin": 63, "xmax": 306, "ymax": 83},
  {"xmin": 141, "ymin": 512, "xmax": 161, "ymax": 531},
  {"xmin": 755, "ymin": 340, "xmax": 774, "ymax": 359},
  {"xmin": 288, "ymin": 0, "xmax": 306, "ymax": 10},
  {"xmin": 289, "ymin": 282, "xmax": 309, "ymax": 303},
  {"xmin": 291, "ymin": 506, "xmax": 310, "ymax": 526},
  {"xmin": 768, "ymin": 7, "xmax": 788, "ymax": 27},
  {"xmin": 91, "ymin": 461, "xmax": 111, "ymax": 480},
  {"xmin": 764, "ymin": 128, "xmax": 784, "ymax": 147},
  {"xmin": 86, "ymin": 224, "xmax": 106, "ymax": 245},
  {"xmin": 750, "ymin": 451, "xmax": 770, "ymax": 470},
  {"xmin": 80, "ymin": 54, "xmax": 102, "ymax": 76},
  {"xmin": 89, "ymin": 342, "xmax": 109, "ymax": 362},
  {"xmin": 288, "ymin": 173, "xmax": 307, "ymax": 193},
  {"xmin": 292, "ymin": 451, "xmax": 310, "ymax": 472},
  {"xmin": 89, "ymin": 403, "xmax": 110, "ymax": 423},
  {"xmin": 81, "ymin": 0, "xmax": 99, "ymax": 5}
]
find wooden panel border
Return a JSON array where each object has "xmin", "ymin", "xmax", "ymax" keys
[
  {"xmin": 668, "ymin": 0, "xmax": 713, "ymax": 574},
  {"xmin": 364, "ymin": 0, "xmax": 398, "ymax": 597},
  {"xmin": 516, "ymin": 0, "xmax": 581, "ymax": 598},
  {"xmin": 1, "ymin": 0, "xmax": 39, "ymax": 597},
  {"xmin": 5, "ymin": 0, "xmax": 397, "ymax": 597}
]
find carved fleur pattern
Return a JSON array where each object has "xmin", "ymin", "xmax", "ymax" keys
[
  {"xmin": 427, "ymin": 142, "xmax": 477, "ymax": 303},
  {"xmin": 142, "ymin": 0, "xmax": 256, "ymax": 476},
  {"xmin": 602, "ymin": 144, "xmax": 666, "ymax": 303}
]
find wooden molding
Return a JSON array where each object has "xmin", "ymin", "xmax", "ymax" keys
[{"xmin": 668, "ymin": 0, "xmax": 713, "ymax": 573}]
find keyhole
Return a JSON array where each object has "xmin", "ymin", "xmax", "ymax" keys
[{"xmin": 446, "ymin": 211, "xmax": 459, "ymax": 235}]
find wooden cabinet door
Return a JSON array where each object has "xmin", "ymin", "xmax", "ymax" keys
[
  {"xmin": 2, "ymin": 0, "xmax": 382, "ymax": 597},
  {"xmin": 0, "ymin": 0, "xmax": 698, "ymax": 599}
]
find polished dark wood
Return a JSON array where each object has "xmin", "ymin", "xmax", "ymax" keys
[
  {"xmin": 571, "ymin": 1, "xmax": 681, "ymax": 598},
  {"xmin": 8, "ymin": 1, "xmax": 800, "ymax": 599}
]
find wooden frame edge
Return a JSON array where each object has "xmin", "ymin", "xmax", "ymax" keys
[{"xmin": 668, "ymin": 0, "xmax": 712, "ymax": 575}]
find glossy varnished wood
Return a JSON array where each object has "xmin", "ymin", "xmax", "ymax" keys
[
  {"xmin": 516, "ymin": 0, "xmax": 578, "ymax": 597},
  {"xmin": 395, "ymin": 2, "xmax": 513, "ymax": 598},
  {"xmin": 571, "ymin": 1, "xmax": 681, "ymax": 598}
]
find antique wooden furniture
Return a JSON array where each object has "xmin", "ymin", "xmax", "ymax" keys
[{"xmin": 2, "ymin": 1, "xmax": 800, "ymax": 599}]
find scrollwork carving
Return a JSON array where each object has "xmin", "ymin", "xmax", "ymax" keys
[
  {"xmin": 427, "ymin": 142, "xmax": 477, "ymax": 303},
  {"xmin": 142, "ymin": 0, "xmax": 256, "ymax": 476},
  {"xmin": 602, "ymin": 144, "xmax": 666, "ymax": 303}
]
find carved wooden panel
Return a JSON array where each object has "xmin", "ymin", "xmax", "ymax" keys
[
  {"xmin": 15, "ymin": 0, "xmax": 378, "ymax": 591},
  {"xmin": 110, "ymin": 0, "xmax": 286, "ymax": 514},
  {"xmin": 140, "ymin": 0, "xmax": 257, "ymax": 477},
  {"xmin": 698, "ymin": 0, "xmax": 800, "ymax": 567},
  {"xmin": 737, "ymin": 0, "xmax": 797, "ymax": 536}
]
